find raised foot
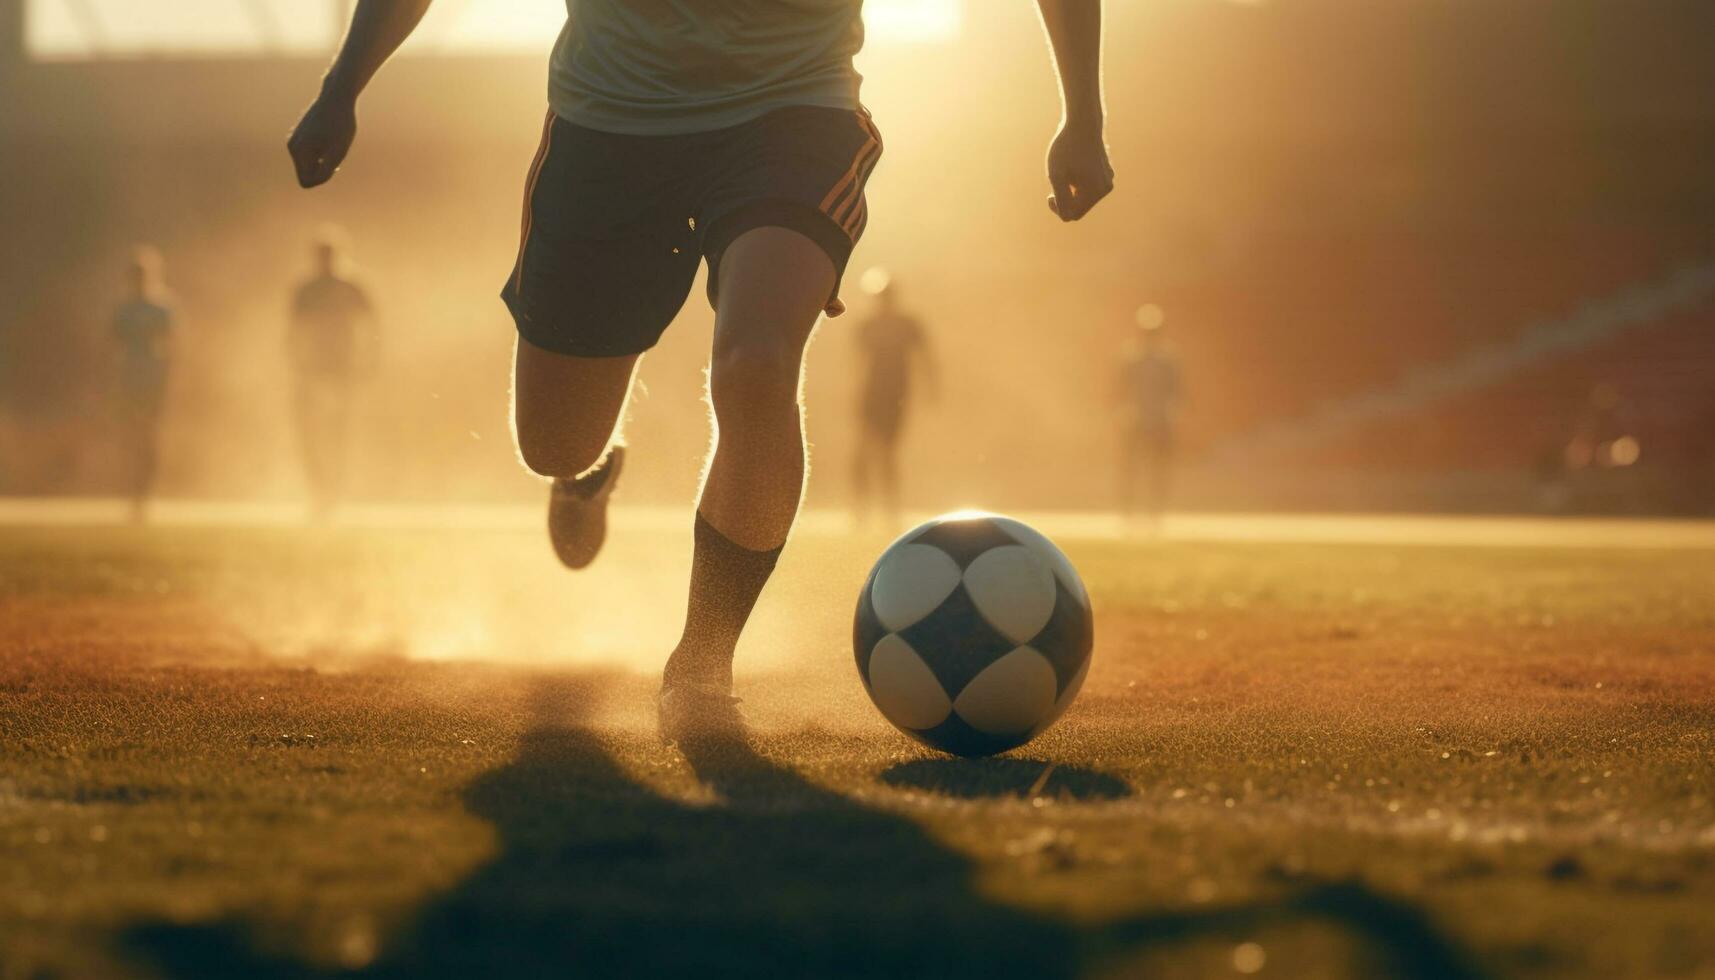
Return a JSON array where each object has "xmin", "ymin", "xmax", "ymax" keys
[{"xmin": 546, "ymin": 445, "xmax": 625, "ymax": 570}]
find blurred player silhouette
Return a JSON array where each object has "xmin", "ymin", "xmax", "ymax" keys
[
  {"xmin": 851, "ymin": 268, "xmax": 937, "ymax": 527},
  {"xmin": 111, "ymin": 246, "xmax": 176, "ymax": 524},
  {"xmin": 288, "ymin": 0, "xmax": 1115, "ymax": 735},
  {"xmin": 1116, "ymin": 304, "xmax": 1182, "ymax": 527},
  {"xmin": 288, "ymin": 230, "xmax": 376, "ymax": 522}
]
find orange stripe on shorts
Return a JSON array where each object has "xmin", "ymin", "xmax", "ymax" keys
[
  {"xmin": 842, "ymin": 197, "xmax": 869, "ymax": 239},
  {"xmin": 818, "ymin": 111, "xmax": 881, "ymax": 219},
  {"xmin": 511, "ymin": 110, "xmax": 556, "ymax": 293},
  {"xmin": 833, "ymin": 138, "xmax": 883, "ymax": 230},
  {"xmin": 831, "ymin": 143, "xmax": 881, "ymax": 228},
  {"xmin": 830, "ymin": 112, "xmax": 883, "ymax": 231}
]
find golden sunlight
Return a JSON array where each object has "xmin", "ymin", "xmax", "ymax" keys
[{"xmin": 26, "ymin": 0, "xmax": 962, "ymax": 59}]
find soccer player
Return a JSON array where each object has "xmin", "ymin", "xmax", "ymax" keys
[
  {"xmin": 851, "ymin": 269, "xmax": 937, "ymax": 527},
  {"xmin": 287, "ymin": 0, "xmax": 1115, "ymax": 732},
  {"xmin": 112, "ymin": 246, "xmax": 176, "ymax": 524},
  {"xmin": 288, "ymin": 231, "xmax": 377, "ymax": 522},
  {"xmin": 1116, "ymin": 305, "xmax": 1182, "ymax": 526}
]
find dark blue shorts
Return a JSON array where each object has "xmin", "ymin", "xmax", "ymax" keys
[{"xmin": 501, "ymin": 105, "xmax": 883, "ymax": 358}]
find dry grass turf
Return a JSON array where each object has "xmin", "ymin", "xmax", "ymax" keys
[{"xmin": 1, "ymin": 518, "xmax": 1712, "ymax": 979}]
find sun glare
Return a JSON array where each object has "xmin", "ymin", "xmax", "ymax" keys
[
  {"xmin": 26, "ymin": 0, "xmax": 962, "ymax": 59},
  {"xmin": 865, "ymin": 0, "xmax": 963, "ymax": 42}
]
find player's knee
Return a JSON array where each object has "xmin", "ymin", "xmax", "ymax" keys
[
  {"xmin": 709, "ymin": 334, "xmax": 802, "ymax": 414},
  {"xmin": 515, "ymin": 425, "xmax": 607, "ymax": 479}
]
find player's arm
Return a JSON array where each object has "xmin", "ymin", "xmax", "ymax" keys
[
  {"xmin": 287, "ymin": 0, "xmax": 435, "ymax": 189},
  {"xmin": 1036, "ymin": 0, "xmax": 1114, "ymax": 222}
]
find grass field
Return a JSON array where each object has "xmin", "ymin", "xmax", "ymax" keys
[{"xmin": 2, "ymin": 513, "xmax": 1713, "ymax": 979}]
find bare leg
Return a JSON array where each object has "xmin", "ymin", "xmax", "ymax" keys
[
  {"xmin": 695, "ymin": 228, "xmax": 833, "ymax": 549},
  {"xmin": 663, "ymin": 226, "xmax": 834, "ymax": 690},
  {"xmin": 512, "ymin": 337, "xmax": 641, "ymax": 569},
  {"xmin": 878, "ymin": 430, "xmax": 902, "ymax": 528},
  {"xmin": 510, "ymin": 336, "xmax": 640, "ymax": 480},
  {"xmin": 292, "ymin": 379, "xmax": 353, "ymax": 521},
  {"xmin": 324, "ymin": 382, "xmax": 353, "ymax": 515},
  {"xmin": 1145, "ymin": 448, "xmax": 1171, "ymax": 521},
  {"xmin": 126, "ymin": 404, "xmax": 162, "ymax": 524},
  {"xmin": 291, "ymin": 378, "xmax": 329, "ymax": 519},
  {"xmin": 852, "ymin": 427, "xmax": 874, "ymax": 524}
]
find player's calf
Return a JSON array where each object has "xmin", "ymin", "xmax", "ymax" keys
[
  {"xmin": 662, "ymin": 344, "xmax": 805, "ymax": 693},
  {"xmin": 695, "ymin": 226, "xmax": 833, "ymax": 550},
  {"xmin": 705, "ymin": 331, "xmax": 810, "ymax": 518},
  {"xmin": 661, "ymin": 227, "xmax": 832, "ymax": 709}
]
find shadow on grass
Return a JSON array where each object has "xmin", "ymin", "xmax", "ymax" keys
[
  {"xmin": 880, "ymin": 758, "xmax": 1133, "ymax": 801},
  {"xmin": 127, "ymin": 674, "xmax": 1491, "ymax": 979}
]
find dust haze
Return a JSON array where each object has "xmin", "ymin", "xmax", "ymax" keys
[
  {"xmin": 8, "ymin": 3, "xmax": 1709, "ymax": 515},
  {"xmin": 3, "ymin": 3, "xmax": 1714, "ymax": 670}
]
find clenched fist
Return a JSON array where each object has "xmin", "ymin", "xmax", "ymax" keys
[
  {"xmin": 287, "ymin": 93, "xmax": 358, "ymax": 189},
  {"xmin": 1045, "ymin": 121, "xmax": 1114, "ymax": 222}
]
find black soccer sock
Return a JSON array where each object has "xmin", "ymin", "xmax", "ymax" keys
[{"xmin": 663, "ymin": 512, "xmax": 784, "ymax": 691}]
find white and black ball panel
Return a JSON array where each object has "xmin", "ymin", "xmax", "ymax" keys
[
  {"xmin": 865, "ymin": 634, "xmax": 952, "ymax": 730},
  {"xmin": 1030, "ymin": 576, "xmax": 1096, "ymax": 695},
  {"xmin": 914, "ymin": 710, "xmax": 1030, "ymax": 758},
  {"xmin": 1033, "ymin": 655, "xmax": 1091, "ymax": 737},
  {"xmin": 896, "ymin": 580, "xmax": 1020, "ymax": 699},
  {"xmin": 853, "ymin": 512, "xmax": 1095, "ymax": 758},
  {"xmin": 952, "ymin": 646, "xmax": 1058, "ymax": 736},
  {"xmin": 869, "ymin": 543, "xmax": 962, "ymax": 632},
  {"xmin": 961, "ymin": 545, "xmax": 1057, "ymax": 644},
  {"xmin": 990, "ymin": 515, "xmax": 1090, "ymax": 610},
  {"xmin": 902, "ymin": 517, "xmax": 1021, "ymax": 570},
  {"xmin": 852, "ymin": 564, "xmax": 890, "ymax": 680}
]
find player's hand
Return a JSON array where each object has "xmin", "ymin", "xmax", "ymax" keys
[
  {"xmin": 287, "ymin": 92, "xmax": 358, "ymax": 189},
  {"xmin": 1045, "ymin": 120, "xmax": 1114, "ymax": 222}
]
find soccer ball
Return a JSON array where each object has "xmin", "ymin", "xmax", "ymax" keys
[{"xmin": 853, "ymin": 512, "xmax": 1093, "ymax": 757}]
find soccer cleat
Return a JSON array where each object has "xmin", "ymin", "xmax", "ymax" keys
[
  {"xmin": 657, "ymin": 681, "xmax": 745, "ymax": 744},
  {"xmin": 546, "ymin": 445, "xmax": 625, "ymax": 570}
]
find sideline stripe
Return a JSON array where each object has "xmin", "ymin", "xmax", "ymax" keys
[
  {"xmin": 844, "ymin": 198, "xmax": 869, "ymax": 239},
  {"xmin": 510, "ymin": 110, "xmax": 556, "ymax": 293},
  {"xmin": 830, "ymin": 140, "xmax": 881, "ymax": 228},
  {"xmin": 831, "ymin": 112, "xmax": 884, "ymax": 230},
  {"xmin": 818, "ymin": 111, "xmax": 880, "ymax": 217},
  {"xmin": 834, "ymin": 126, "xmax": 883, "ymax": 231}
]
